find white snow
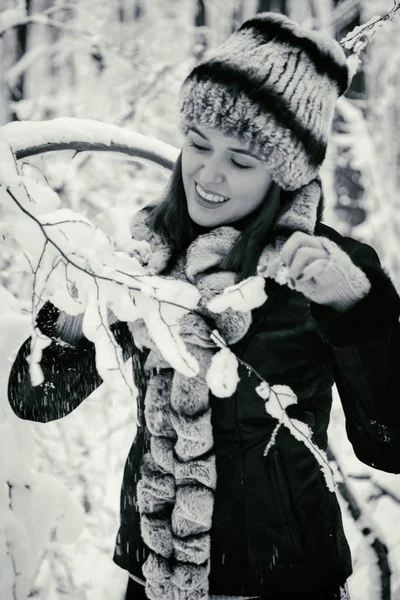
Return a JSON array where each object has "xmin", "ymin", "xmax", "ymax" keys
[
  {"xmin": 136, "ymin": 294, "xmax": 199, "ymax": 377},
  {"xmin": 260, "ymin": 384, "xmax": 336, "ymax": 492},
  {"xmin": 1, "ymin": 4, "xmax": 400, "ymax": 598},
  {"xmin": 207, "ymin": 275, "xmax": 267, "ymax": 313},
  {"xmin": 0, "ymin": 7, "xmax": 26, "ymax": 36},
  {"xmin": 0, "ymin": 296, "xmax": 86, "ymax": 600},
  {"xmin": 206, "ymin": 347, "xmax": 240, "ymax": 398},
  {"xmin": 3, "ymin": 118, "xmax": 179, "ymax": 165},
  {"xmin": 0, "ymin": 127, "xmax": 20, "ymax": 188}
]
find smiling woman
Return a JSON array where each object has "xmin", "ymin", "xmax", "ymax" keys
[
  {"xmin": 182, "ymin": 126, "xmax": 276, "ymax": 228},
  {"xmin": 8, "ymin": 10, "xmax": 400, "ymax": 600}
]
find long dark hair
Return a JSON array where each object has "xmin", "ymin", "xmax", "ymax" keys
[{"xmin": 147, "ymin": 152, "xmax": 293, "ymax": 280}]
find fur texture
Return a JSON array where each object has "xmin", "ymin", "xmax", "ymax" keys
[
  {"xmin": 129, "ymin": 180, "xmax": 322, "ymax": 599},
  {"xmin": 180, "ymin": 13, "xmax": 349, "ymax": 190},
  {"xmin": 131, "ymin": 210, "xmax": 252, "ymax": 599},
  {"xmin": 295, "ymin": 236, "xmax": 371, "ymax": 311}
]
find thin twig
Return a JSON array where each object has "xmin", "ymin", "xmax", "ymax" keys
[{"xmin": 340, "ymin": 1, "xmax": 400, "ymax": 51}]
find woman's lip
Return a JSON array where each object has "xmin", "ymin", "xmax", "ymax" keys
[
  {"xmin": 193, "ymin": 182, "xmax": 230, "ymax": 208},
  {"xmin": 196, "ymin": 182, "xmax": 228, "ymax": 198}
]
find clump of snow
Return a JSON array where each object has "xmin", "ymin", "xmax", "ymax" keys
[
  {"xmin": 258, "ymin": 384, "xmax": 297, "ymax": 420},
  {"xmin": 0, "ymin": 8, "xmax": 26, "ymax": 34},
  {"xmin": 206, "ymin": 348, "xmax": 240, "ymax": 398},
  {"xmin": 257, "ymin": 256, "xmax": 293, "ymax": 287},
  {"xmin": 21, "ymin": 177, "xmax": 61, "ymax": 213},
  {"xmin": 207, "ymin": 275, "xmax": 267, "ymax": 313},
  {"xmin": 255, "ymin": 381, "xmax": 270, "ymax": 401},
  {"xmin": 28, "ymin": 331, "xmax": 52, "ymax": 387},
  {"xmin": 138, "ymin": 274, "xmax": 201, "ymax": 313},
  {"xmin": 135, "ymin": 294, "xmax": 199, "ymax": 377}
]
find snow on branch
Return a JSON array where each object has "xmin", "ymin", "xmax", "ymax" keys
[
  {"xmin": 341, "ymin": 1, "xmax": 400, "ymax": 52},
  {"xmin": 0, "ymin": 7, "xmax": 27, "ymax": 35},
  {"xmin": 2, "ymin": 118, "xmax": 179, "ymax": 169},
  {"xmin": 208, "ymin": 327, "xmax": 335, "ymax": 492},
  {"xmin": 0, "ymin": 124, "xmax": 197, "ymax": 397},
  {"xmin": 340, "ymin": 1, "xmax": 400, "ymax": 78},
  {"xmin": 0, "ymin": 118, "xmax": 337, "ymax": 497}
]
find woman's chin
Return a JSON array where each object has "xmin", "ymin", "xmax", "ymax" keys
[{"xmin": 187, "ymin": 199, "xmax": 228, "ymax": 228}]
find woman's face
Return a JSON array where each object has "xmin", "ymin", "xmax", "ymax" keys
[{"xmin": 182, "ymin": 126, "xmax": 274, "ymax": 228}]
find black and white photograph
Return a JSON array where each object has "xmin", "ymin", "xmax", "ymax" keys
[{"xmin": 0, "ymin": 1, "xmax": 399, "ymax": 599}]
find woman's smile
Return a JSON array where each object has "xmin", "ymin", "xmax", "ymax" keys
[
  {"xmin": 194, "ymin": 181, "xmax": 230, "ymax": 207},
  {"xmin": 182, "ymin": 125, "xmax": 273, "ymax": 227}
]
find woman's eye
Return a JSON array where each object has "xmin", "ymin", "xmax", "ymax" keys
[
  {"xmin": 189, "ymin": 141, "xmax": 209, "ymax": 152},
  {"xmin": 231, "ymin": 159, "xmax": 252, "ymax": 170},
  {"xmin": 188, "ymin": 141, "xmax": 252, "ymax": 169}
]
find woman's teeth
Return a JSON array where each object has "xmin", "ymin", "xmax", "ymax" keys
[{"xmin": 195, "ymin": 183, "xmax": 229, "ymax": 203}]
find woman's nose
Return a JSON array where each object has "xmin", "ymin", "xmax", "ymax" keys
[{"xmin": 198, "ymin": 157, "xmax": 224, "ymax": 185}]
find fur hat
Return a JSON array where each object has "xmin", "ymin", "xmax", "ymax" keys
[{"xmin": 179, "ymin": 12, "xmax": 350, "ymax": 191}]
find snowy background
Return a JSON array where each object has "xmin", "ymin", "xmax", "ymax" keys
[{"xmin": 1, "ymin": 1, "xmax": 400, "ymax": 599}]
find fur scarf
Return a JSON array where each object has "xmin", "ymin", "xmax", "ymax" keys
[{"xmin": 129, "ymin": 179, "xmax": 321, "ymax": 600}]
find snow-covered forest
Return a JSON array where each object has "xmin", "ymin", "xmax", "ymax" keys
[{"xmin": 0, "ymin": 1, "xmax": 400, "ymax": 599}]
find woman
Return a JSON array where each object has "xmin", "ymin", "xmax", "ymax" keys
[{"xmin": 8, "ymin": 12, "xmax": 400, "ymax": 600}]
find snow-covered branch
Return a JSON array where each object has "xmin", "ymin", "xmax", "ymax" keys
[
  {"xmin": 0, "ymin": 119, "xmax": 335, "ymax": 495},
  {"xmin": 0, "ymin": 123, "xmax": 199, "ymax": 398},
  {"xmin": 2, "ymin": 118, "xmax": 179, "ymax": 170},
  {"xmin": 340, "ymin": 1, "xmax": 400, "ymax": 77},
  {"xmin": 340, "ymin": 1, "xmax": 400, "ymax": 53}
]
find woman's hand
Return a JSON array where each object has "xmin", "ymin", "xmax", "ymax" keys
[
  {"xmin": 280, "ymin": 232, "xmax": 371, "ymax": 311},
  {"xmin": 280, "ymin": 232, "xmax": 329, "ymax": 282}
]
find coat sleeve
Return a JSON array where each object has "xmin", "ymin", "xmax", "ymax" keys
[
  {"xmin": 7, "ymin": 302, "xmax": 136, "ymax": 423},
  {"xmin": 310, "ymin": 229, "xmax": 400, "ymax": 474}
]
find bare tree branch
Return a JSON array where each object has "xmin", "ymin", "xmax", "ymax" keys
[{"xmin": 348, "ymin": 474, "xmax": 400, "ymax": 505}]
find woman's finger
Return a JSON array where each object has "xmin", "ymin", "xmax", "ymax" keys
[
  {"xmin": 288, "ymin": 246, "xmax": 327, "ymax": 280},
  {"xmin": 298, "ymin": 257, "xmax": 327, "ymax": 282},
  {"xmin": 280, "ymin": 232, "xmax": 325, "ymax": 268}
]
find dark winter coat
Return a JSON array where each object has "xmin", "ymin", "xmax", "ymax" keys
[{"xmin": 8, "ymin": 223, "xmax": 400, "ymax": 598}]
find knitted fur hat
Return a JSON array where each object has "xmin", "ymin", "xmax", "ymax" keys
[{"xmin": 179, "ymin": 12, "xmax": 350, "ymax": 191}]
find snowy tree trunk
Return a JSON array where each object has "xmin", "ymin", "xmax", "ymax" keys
[
  {"xmin": 193, "ymin": 0, "xmax": 207, "ymax": 60},
  {"xmin": 9, "ymin": 0, "xmax": 31, "ymax": 116},
  {"xmin": 287, "ymin": 0, "xmax": 313, "ymax": 24},
  {"xmin": 256, "ymin": 0, "xmax": 287, "ymax": 14},
  {"xmin": 0, "ymin": 28, "xmax": 14, "ymax": 124},
  {"xmin": 311, "ymin": 0, "xmax": 334, "ymax": 34},
  {"xmin": 331, "ymin": 1, "xmax": 367, "ymax": 236},
  {"xmin": 231, "ymin": 0, "xmax": 244, "ymax": 32},
  {"xmin": 332, "ymin": 0, "xmax": 362, "ymax": 33}
]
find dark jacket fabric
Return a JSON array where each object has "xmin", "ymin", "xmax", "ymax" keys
[{"xmin": 7, "ymin": 223, "xmax": 400, "ymax": 598}]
